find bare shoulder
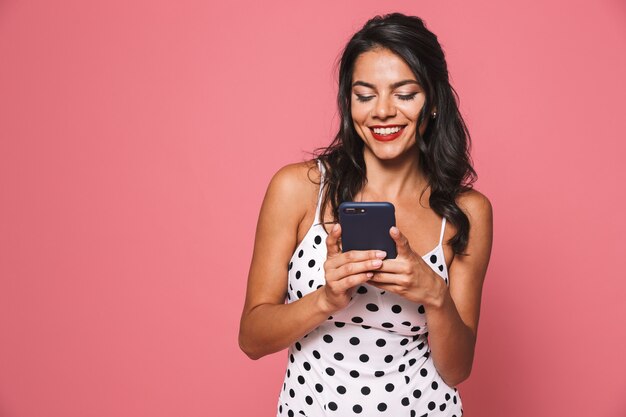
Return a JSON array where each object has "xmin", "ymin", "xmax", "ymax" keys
[
  {"xmin": 456, "ymin": 188, "xmax": 493, "ymax": 223},
  {"xmin": 261, "ymin": 160, "xmax": 321, "ymax": 227},
  {"xmin": 266, "ymin": 160, "xmax": 320, "ymax": 205}
]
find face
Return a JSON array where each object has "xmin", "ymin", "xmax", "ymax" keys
[{"xmin": 350, "ymin": 47, "xmax": 429, "ymax": 161}]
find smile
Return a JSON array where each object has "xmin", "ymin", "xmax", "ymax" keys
[{"xmin": 369, "ymin": 125, "xmax": 406, "ymax": 142}]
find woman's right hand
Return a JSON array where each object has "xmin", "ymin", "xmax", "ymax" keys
[{"xmin": 319, "ymin": 223, "xmax": 387, "ymax": 314}]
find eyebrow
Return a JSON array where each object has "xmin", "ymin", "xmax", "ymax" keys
[{"xmin": 352, "ymin": 80, "xmax": 420, "ymax": 89}]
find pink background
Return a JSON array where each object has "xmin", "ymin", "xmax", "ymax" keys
[{"xmin": 1, "ymin": 0, "xmax": 625, "ymax": 416}]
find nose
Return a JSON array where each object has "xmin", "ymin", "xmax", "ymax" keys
[{"xmin": 373, "ymin": 94, "xmax": 396, "ymax": 119}]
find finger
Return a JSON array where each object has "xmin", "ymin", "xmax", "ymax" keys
[
  {"xmin": 325, "ymin": 223, "xmax": 342, "ymax": 258},
  {"xmin": 390, "ymin": 226, "xmax": 415, "ymax": 259},
  {"xmin": 325, "ymin": 249, "xmax": 386, "ymax": 273},
  {"xmin": 368, "ymin": 271, "xmax": 400, "ymax": 285},
  {"xmin": 336, "ymin": 258, "xmax": 383, "ymax": 278},
  {"xmin": 374, "ymin": 259, "xmax": 410, "ymax": 274},
  {"xmin": 332, "ymin": 272, "xmax": 374, "ymax": 293}
]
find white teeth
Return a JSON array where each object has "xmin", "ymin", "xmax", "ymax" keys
[{"xmin": 372, "ymin": 126, "xmax": 402, "ymax": 135}]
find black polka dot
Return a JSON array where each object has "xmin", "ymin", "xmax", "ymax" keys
[
  {"xmin": 323, "ymin": 335, "xmax": 333, "ymax": 343},
  {"xmin": 418, "ymin": 305, "xmax": 426, "ymax": 314},
  {"xmin": 411, "ymin": 326, "xmax": 421, "ymax": 332},
  {"xmin": 298, "ymin": 375, "xmax": 305, "ymax": 384},
  {"xmin": 357, "ymin": 286, "xmax": 367, "ymax": 294},
  {"xmin": 335, "ymin": 322, "xmax": 345, "ymax": 328},
  {"xmin": 420, "ymin": 368, "xmax": 428, "ymax": 377},
  {"xmin": 428, "ymin": 401, "xmax": 436, "ymax": 411},
  {"xmin": 290, "ymin": 354, "xmax": 294, "ymax": 363},
  {"xmin": 351, "ymin": 316, "xmax": 363, "ymax": 323},
  {"xmin": 334, "ymin": 352, "xmax": 344, "ymax": 361},
  {"xmin": 404, "ymin": 375, "xmax": 410, "ymax": 384},
  {"xmin": 381, "ymin": 322, "xmax": 394, "ymax": 328},
  {"xmin": 289, "ymin": 389, "xmax": 295, "ymax": 398},
  {"xmin": 391, "ymin": 304, "xmax": 402, "ymax": 313},
  {"xmin": 376, "ymin": 339, "xmax": 386, "ymax": 347},
  {"xmin": 375, "ymin": 370, "xmax": 385, "ymax": 377},
  {"xmin": 349, "ymin": 336, "xmax": 360, "ymax": 345},
  {"xmin": 384, "ymin": 354, "xmax": 393, "ymax": 363},
  {"xmin": 312, "ymin": 350, "xmax": 321, "ymax": 359},
  {"xmin": 295, "ymin": 270, "xmax": 301, "ymax": 279},
  {"xmin": 410, "ymin": 411, "xmax": 416, "ymax": 417},
  {"xmin": 430, "ymin": 254, "xmax": 437, "ymax": 263},
  {"xmin": 288, "ymin": 262, "xmax": 293, "ymax": 270},
  {"xmin": 400, "ymin": 338, "xmax": 409, "ymax": 346},
  {"xmin": 350, "ymin": 370, "xmax": 360, "ymax": 378},
  {"xmin": 308, "ymin": 279, "xmax": 314, "ymax": 288},
  {"xmin": 377, "ymin": 403, "xmax": 387, "ymax": 412},
  {"xmin": 308, "ymin": 259, "xmax": 316, "ymax": 268},
  {"xmin": 328, "ymin": 402, "xmax": 337, "ymax": 411},
  {"xmin": 385, "ymin": 383, "xmax": 395, "ymax": 392},
  {"xmin": 440, "ymin": 403, "xmax": 447, "ymax": 411},
  {"xmin": 315, "ymin": 383, "xmax": 323, "ymax": 392},
  {"xmin": 401, "ymin": 397, "xmax": 410, "ymax": 406},
  {"xmin": 359, "ymin": 354, "xmax": 369, "ymax": 363},
  {"xmin": 279, "ymin": 405, "xmax": 283, "ymax": 413},
  {"xmin": 439, "ymin": 264, "xmax": 444, "ymax": 271},
  {"xmin": 366, "ymin": 303, "xmax": 379, "ymax": 312},
  {"xmin": 353, "ymin": 404, "xmax": 363, "ymax": 414},
  {"xmin": 298, "ymin": 249, "xmax": 304, "ymax": 258},
  {"xmin": 453, "ymin": 395, "xmax": 457, "ymax": 404},
  {"xmin": 314, "ymin": 235, "xmax": 322, "ymax": 245},
  {"xmin": 398, "ymin": 364, "xmax": 406, "ymax": 372},
  {"xmin": 305, "ymin": 396, "xmax": 313, "ymax": 405},
  {"xmin": 288, "ymin": 410, "xmax": 293, "ymax": 417},
  {"xmin": 413, "ymin": 389, "xmax": 422, "ymax": 398},
  {"xmin": 296, "ymin": 290, "xmax": 302, "ymax": 298},
  {"xmin": 431, "ymin": 381, "xmax": 438, "ymax": 390},
  {"xmin": 445, "ymin": 393, "xmax": 451, "ymax": 401},
  {"xmin": 326, "ymin": 367, "xmax": 335, "ymax": 376},
  {"xmin": 361, "ymin": 386, "xmax": 371, "ymax": 395},
  {"xmin": 337, "ymin": 385, "xmax": 346, "ymax": 394},
  {"xmin": 287, "ymin": 369, "xmax": 291, "ymax": 378},
  {"xmin": 303, "ymin": 361, "xmax": 311, "ymax": 371},
  {"xmin": 417, "ymin": 342, "xmax": 425, "ymax": 350},
  {"xmin": 409, "ymin": 358, "xmax": 417, "ymax": 366},
  {"xmin": 402, "ymin": 321, "xmax": 411, "ymax": 326},
  {"xmin": 361, "ymin": 325, "xmax": 371, "ymax": 330}
]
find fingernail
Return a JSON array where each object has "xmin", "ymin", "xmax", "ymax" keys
[
  {"xmin": 372, "ymin": 259, "xmax": 382, "ymax": 267},
  {"xmin": 332, "ymin": 223, "xmax": 339, "ymax": 232},
  {"xmin": 375, "ymin": 251, "xmax": 387, "ymax": 259},
  {"xmin": 366, "ymin": 272, "xmax": 374, "ymax": 278},
  {"xmin": 390, "ymin": 226, "xmax": 399, "ymax": 236}
]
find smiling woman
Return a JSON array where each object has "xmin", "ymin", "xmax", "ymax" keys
[{"xmin": 239, "ymin": 12, "xmax": 493, "ymax": 417}]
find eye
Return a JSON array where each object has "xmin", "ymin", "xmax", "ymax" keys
[
  {"xmin": 397, "ymin": 93, "xmax": 418, "ymax": 101},
  {"xmin": 355, "ymin": 94, "xmax": 374, "ymax": 102}
]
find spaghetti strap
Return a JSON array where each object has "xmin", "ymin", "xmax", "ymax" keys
[
  {"xmin": 313, "ymin": 159, "xmax": 326, "ymax": 225},
  {"xmin": 438, "ymin": 217, "xmax": 447, "ymax": 246}
]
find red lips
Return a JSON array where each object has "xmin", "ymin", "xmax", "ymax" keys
[{"xmin": 369, "ymin": 125, "xmax": 406, "ymax": 142}]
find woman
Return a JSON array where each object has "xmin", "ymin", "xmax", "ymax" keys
[{"xmin": 239, "ymin": 13, "xmax": 493, "ymax": 417}]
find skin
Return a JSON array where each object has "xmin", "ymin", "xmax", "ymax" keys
[{"xmin": 239, "ymin": 47, "xmax": 493, "ymax": 388}]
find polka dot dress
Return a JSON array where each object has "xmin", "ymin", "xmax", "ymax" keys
[{"xmin": 277, "ymin": 161, "xmax": 463, "ymax": 417}]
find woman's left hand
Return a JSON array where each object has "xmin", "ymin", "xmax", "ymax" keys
[{"xmin": 368, "ymin": 226, "xmax": 446, "ymax": 307}]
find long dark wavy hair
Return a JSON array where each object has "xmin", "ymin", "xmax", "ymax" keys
[{"xmin": 314, "ymin": 13, "xmax": 477, "ymax": 255}]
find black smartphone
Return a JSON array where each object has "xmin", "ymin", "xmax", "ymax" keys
[{"xmin": 338, "ymin": 202, "xmax": 397, "ymax": 259}]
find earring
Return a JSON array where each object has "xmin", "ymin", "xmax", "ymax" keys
[{"xmin": 431, "ymin": 111, "xmax": 437, "ymax": 119}]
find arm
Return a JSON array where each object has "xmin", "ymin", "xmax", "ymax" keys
[
  {"xmin": 238, "ymin": 162, "xmax": 383, "ymax": 359},
  {"xmin": 369, "ymin": 190, "xmax": 493, "ymax": 386},
  {"xmin": 425, "ymin": 191, "xmax": 493, "ymax": 386}
]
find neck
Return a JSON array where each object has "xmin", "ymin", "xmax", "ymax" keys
[{"xmin": 361, "ymin": 147, "xmax": 428, "ymax": 201}]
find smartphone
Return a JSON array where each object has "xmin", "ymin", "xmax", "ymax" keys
[{"xmin": 338, "ymin": 202, "xmax": 397, "ymax": 259}]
